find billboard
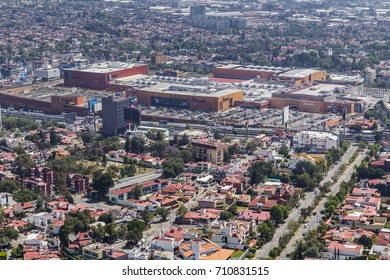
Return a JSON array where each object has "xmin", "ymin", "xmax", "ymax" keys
[
  {"xmin": 282, "ymin": 106, "xmax": 289, "ymax": 124},
  {"xmin": 89, "ymin": 98, "xmax": 98, "ymax": 113}
]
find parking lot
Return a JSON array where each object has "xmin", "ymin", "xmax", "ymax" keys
[{"xmin": 140, "ymin": 105, "xmax": 342, "ymax": 131}]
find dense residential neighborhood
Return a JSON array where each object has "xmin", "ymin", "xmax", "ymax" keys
[{"xmin": 0, "ymin": 0, "xmax": 390, "ymax": 263}]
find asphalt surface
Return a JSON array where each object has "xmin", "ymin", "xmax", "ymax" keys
[
  {"xmin": 279, "ymin": 148, "xmax": 367, "ymax": 259},
  {"xmin": 254, "ymin": 145, "xmax": 360, "ymax": 260},
  {"xmin": 111, "ymin": 172, "xmax": 162, "ymax": 190}
]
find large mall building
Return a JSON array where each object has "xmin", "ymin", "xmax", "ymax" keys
[{"xmin": 270, "ymin": 83, "xmax": 363, "ymax": 114}]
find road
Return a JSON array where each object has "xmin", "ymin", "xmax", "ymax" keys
[
  {"xmin": 279, "ymin": 148, "xmax": 367, "ymax": 259},
  {"xmin": 111, "ymin": 172, "xmax": 162, "ymax": 190},
  {"xmin": 254, "ymin": 145, "xmax": 358, "ymax": 260},
  {"xmin": 1, "ymin": 109, "xmax": 85, "ymax": 122}
]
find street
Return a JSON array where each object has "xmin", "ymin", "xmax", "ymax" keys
[
  {"xmin": 279, "ymin": 148, "xmax": 367, "ymax": 259},
  {"xmin": 254, "ymin": 145, "xmax": 360, "ymax": 259}
]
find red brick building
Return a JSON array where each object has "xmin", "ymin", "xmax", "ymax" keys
[
  {"xmin": 67, "ymin": 173, "xmax": 90, "ymax": 193},
  {"xmin": 64, "ymin": 62, "xmax": 148, "ymax": 90},
  {"xmin": 28, "ymin": 166, "xmax": 54, "ymax": 185}
]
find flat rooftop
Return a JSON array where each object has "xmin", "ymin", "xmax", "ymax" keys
[
  {"xmin": 296, "ymin": 130, "xmax": 338, "ymax": 141},
  {"xmin": 139, "ymin": 83, "xmax": 242, "ymax": 97},
  {"xmin": 67, "ymin": 62, "xmax": 145, "ymax": 74},
  {"xmin": 217, "ymin": 64, "xmax": 291, "ymax": 73},
  {"xmin": 113, "ymin": 75, "xmax": 150, "ymax": 83},
  {"xmin": 277, "ymin": 68, "xmax": 322, "ymax": 78},
  {"xmin": 292, "ymin": 83, "xmax": 342, "ymax": 96}
]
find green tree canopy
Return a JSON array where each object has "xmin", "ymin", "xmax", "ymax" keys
[{"xmin": 91, "ymin": 171, "xmax": 114, "ymax": 198}]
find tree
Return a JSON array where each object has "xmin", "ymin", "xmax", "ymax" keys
[
  {"xmin": 102, "ymin": 154, "xmax": 107, "ymax": 166},
  {"xmin": 125, "ymin": 137, "xmax": 131, "ymax": 153},
  {"xmin": 374, "ymin": 132, "xmax": 382, "ymax": 143},
  {"xmin": 246, "ymin": 142, "xmax": 258, "ymax": 155},
  {"xmin": 214, "ymin": 130, "xmax": 222, "ymax": 140},
  {"xmin": 140, "ymin": 209, "xmax": 153, "ymax": 227},
  {"xmin": 126, "ymin": 219, "xmax": 146, "ymax": 244},
  {"xmin": 156, "ymin": 207, "xmax": 170, "ymax": 222},
  {"xmin": 163, "ymin": 157, "xmax": 184, "ymax": 178},
  {"xmin": 270, "ymin": 206, "xmax": 285, "ymax": 224},
  {"xmin": 180, "ymin": 149, "xmax": 193, "ymax": 163},
  {"xmin": 278, "ymin": 145, "xmax": 290, "ymax": 157},
  {"xmin": 0, "ymin": 227, "xmax": 19, "ymax": 245},
  {"xmin": 150, "ymin": 141, "xmax": 169, "ymax": 157},
  {"xmin": 91, "ymin": 171, "xmax": 114, "ymax": 198},
  {"xmin": 178, "ymin": 134, "xmax": 190, "ymax": 146},
  {"xmin": 348, "ymin": 124, "xmax": 362, "ymax": 133},
  {"xmin": 130, "ymin": 137, "xmax": 145, "ymax": 154},
  {"xmin": 219, "ymin": 210, "xmax": 233, "ymax": 221},
  {"xmin": 121, "ymin": 164, "xmax": 136, "ymax": 178},
  {"xmin": 80, "ymin": 132, "xmax": 94, "ymax": 144},
  {"xmin": 357, "ymin": 235, "xmax": 373, "ymax": 249},
  {"xmin": 287, "ymin": 220, "xmax": 299, "ymax": 232},
  {"xmin": 249, "ymin": 161, "xmax": 274, "ymax": 185},
  {"xmin": 176, "ymin": 203, "xmax": 187, "ymax": 218},
  {"xmin": 14, "ymin": 154, "xmax": 34, "ymax": 178},
  {"xmin": 257, "ymin": 222, "xmax": 274, "ymax": 241},
  {"xmin": 0, "ymin": 207, "xmax": 5, "ymax": 224},
  {"xmin": 156, "ymin": 131, "xmax": 164, "ymax": 141},
  {"xmin": 132, "ymin": 184, "xmax": 143, "ymax": 200},
  {"xmin": 104, "ymin": 223, "xmax": 119, "ymax": 243},
  {"xmin": 325, "ymin": 205, "xmax": 336, "ymax": 218},
  {"xmin": 91, "ymin": 223, "xmax": 105, "ymax": 241},
  {"xmin": 54, "ymin": 172, "xmax": 67, "ymax": 195},
  {"xmin": 304, "ymin": 245, "xmax": 320, "ymax": 258},
  {"xmin": 50, "ymin": 128, "xmax": 60, "ymax": 146},
  {"xmin": 65, "ymin": 192, "xmax": 74, "ymax": 204},
  {"xmin": 0, "ymin": 180, "xmax": 20, "ymax": 194},
  {"xmin": 118, "ymin": 224, "xmax": 128, "ymax": 240},
  {"xmin": 98, "ymin": 213, "xmax": 113, "ymax": 224},
  {"xmin": 297, "ymin": 173, "xmax": 316, "ymax": 191}
]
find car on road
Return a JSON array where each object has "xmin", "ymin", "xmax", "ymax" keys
[
  {"xmin": 304, "ymin": 223, "xmax": 308, "ymax": 228},
  {"xmin": 312, "ymin": 212, "xmax": 317, "ymax": 216}
]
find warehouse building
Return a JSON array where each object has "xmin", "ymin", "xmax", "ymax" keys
[
  {"xmin": 212, "ymin": 64, "xmax": 326, "ymax": 85},
  {"xmin": 64, "ymin": 62, "xmax": 148, "ymax": 90}
]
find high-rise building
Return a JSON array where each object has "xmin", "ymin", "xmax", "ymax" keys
[
  {"xmin": 364, "ymin": 67, "xmax": 376, "ymax": 84},
  {"xmin": 150, "ymin": 51, "xmax": 168, "ymax": 66},
  {"xmin": 190, "ymin": 5, "xmax": 206, "ymax": 18},
  {"xmin": 102, "ymin": 95, "xmax": 131, "ymax": 135},
  {"xmin": 124, "ymin": 107, "xmax": 141, "ymax": 127}
]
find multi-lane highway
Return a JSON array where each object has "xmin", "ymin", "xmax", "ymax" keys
[
  {"xmin": 254, "ymin": 145, "xmax": 361, "ymax": 260},
  {"xmin": 278, "ymin": 148, "xmax": 368, "ymax": 259}
]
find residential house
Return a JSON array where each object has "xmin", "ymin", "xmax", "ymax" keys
[
  {"xmin": 0, "ymin": 192, "xmax": 13, "ymax": 207},
  {"xmin": 198, "ymin": 195, "xmax": 225, "ymax": 209},
  {"xmin": 370, "ymin": 228, "xmax": 390, "ymax": 257},
  {"xmin": 177, "ymin": 239, "xmax": 233, "ymax": 260},
  {"xmin": 236, "ymin": 209, "xmax": 270, "ymax": 223},
  {"xmin": 13, "ymin": 202, "xmax": 35, "ymax": 214},
  {"xmin": 181, "ymin": 209, "xmax": 221, "ymax": 224},
  {"xmin": 322, "ymin": 241, "xmax": 363, "ymax": 260},
  {"xmin": 211, "ymin": 220, "xmax": 253, "ymax": 249}
]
